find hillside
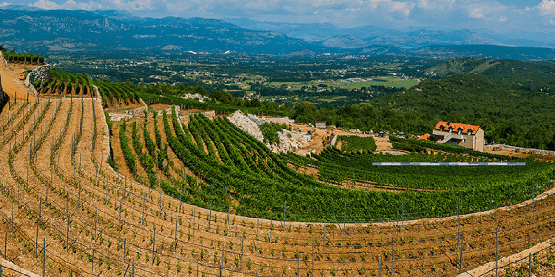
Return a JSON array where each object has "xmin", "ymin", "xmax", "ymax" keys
[
  {"xmin": 426, "ymin": 57, "xmax": 555, "ymax": 92},
  {"xmin": 371, "ymin": 74, "xmax": 555, "ymax": 148}
]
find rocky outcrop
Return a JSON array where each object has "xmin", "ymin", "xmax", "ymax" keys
[
  {"xmin": 268, "ymin": 129, "xmax": 311, "ymax": 153},
  {"xmin": 227, "ymin": 110, "xmax": 311, "ymax": 154},
  {"xmin": 228, "ymin": 110, "xmax": 264, "ymax": 142}
]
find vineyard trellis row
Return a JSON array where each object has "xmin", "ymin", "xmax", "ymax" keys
[{"xmin": 0, "ymin": 100, "xmax": 555, "ymax": 277}]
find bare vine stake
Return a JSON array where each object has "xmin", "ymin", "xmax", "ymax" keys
[
  {"xmin": 401, "ymin": 200, "xmax": 404, "ymax": 231},
  {"xmin": 72, "ymin": 135, "xmax": 75, "ymax": 180},
  {"xmin": 343, "ymin": 201, "xmax": 346, "ymax": 234},
  {"xmin": 459, "ymin": 232, "xmax": 464, "ymax": 273},
  {"xmin": 66, "ymin": 191, "xmax": 69, "ymax": 252},
  {"xmin": 208, "ymin": 201, "xmax": 213, "ymax": 231},
  {"xmin": 158, "ymin": 195, "xmax": 161, "ymax": 219},
  {"xmin": 50, "ymin": 166, "xmax": 53, "ymax": 188},
  {"xmin": 311, "ymin": 237, "xmax": 314, "ymax": 276},
  {"xmin": 119, "ymin": 199, "xmax": 122, "ymax": 236},
  {"xmin": 192, "ymin": 208, "xmax": 195, "ymax": 242},
  {"xmin": 78, "ymin": 181, "xmax": 81, "ymax": 208},
  {"xmin": 142, "ymin": 194, "xmax": 146, "ymax": 225},
  {"xmin": 391, "ymin": 229, "xmax": 395, "ymax": 273},
  {"xmin": 94, "ymin": 208, "xmax": 97, "ymax": 242},
  {"xmin": 221, "ymin": 243, "xmax": 225, "ymax": 270},
  {"xmin": 333, "ymin": 212, "xmax": 336, "ymax": 246},
  {"xmin": 241, "ymin": 234, "xmax": 244, "ymax": 268},
  {"xmin": 91, "ymin": 248, "xmax": 94, "ymax": 276},
  {"xmin": 35, "ymin": 199, "xmax": 41, "ymax": 258},
  {"xmin": 283, "ymin": 202, "xmax": 287, "ymax": 231},
  {"xmin": 270, "ymin": 218, "xmax": 272, "ymax": 243},
  {"xmin": 532, "ymin": 183, "xmax": 535, "ymax": 223},
  {"xmin": 323, "ymin": 224, "xmax": 326, "ymax": 257},
  {"xmin": 256, "ymin": 218, "xmax": 259, "ymax": 242},
  {"xmin": 529, "ymin": 252, "xmax": 532, "ymax": 277},
  {"xmin": 42, "ymin": 238, "xmax": 45, "ymax": 277},
  {"xmin": 152, "ymin": 229, "xmax": 156, "ymax": 265},
  {"xmin": 179, "ymin": 183, "xmax": 183, "ymax": 214},
  {"xmin": 495, "ymin": 229, "xmax": 499, "ymax": 277},
  {"xmin": 457, "ymin": 195, "xmax": 461, "ymax": 251},
  {"xmin": 4, "ymin": 232, "xmax": 7, "ymax": 259},
  {"xmin": 105, "ymin": 176, "xmax": 109, "ymax": 205},
  {"xmin": 123, "ymin": 238, "xmax": 127, "ymax": 263},
  {"xmin": 378, "ymin": 256, "xmax": 382, "ymax": 277},
  {"xmin": 174, "ymin": 218, "xmax": 178, "ymax": 252}
]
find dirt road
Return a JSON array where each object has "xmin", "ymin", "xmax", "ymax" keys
[{"xmin": 0, "ymin": 60, "xmax": 37, "ymax": 101}]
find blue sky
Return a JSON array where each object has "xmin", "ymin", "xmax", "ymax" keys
[{"xmin": 3, "ymin": 0, "xmax": 555, "ymax": 33}]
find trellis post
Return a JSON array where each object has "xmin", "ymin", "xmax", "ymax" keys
[
  {"xmin": 495, "ymin": 229, "xmax": 499, "ymax": 277},
  {"xmin": 152, "ymin": 229, "xmax": 156, "ymax": 265},
  {"xmin": 208, "ymin": 201, "xmax": 213, "ymax": 231}
]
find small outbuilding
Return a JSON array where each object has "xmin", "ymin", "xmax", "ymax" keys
[{"xmin": 315, "ymin": 121, "xmax": 327, "ymax": 128}]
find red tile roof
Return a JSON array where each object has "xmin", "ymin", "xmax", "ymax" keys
[
  {"xmin": 434, "ymin": 121, "xmax": 481, "ymax": 135},
  {"xmin": 419, "ymin": 133, "xmax": 430, "ymax": 140}
]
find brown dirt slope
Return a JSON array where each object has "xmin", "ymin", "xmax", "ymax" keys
[{"xmin": 1, "ymin": 99, "xmax": 555, "ymax": 277}]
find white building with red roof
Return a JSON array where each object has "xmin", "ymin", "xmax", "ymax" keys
[{"xmin": 432, "ymin": 121, "xmax": 485, "ymax": 152}]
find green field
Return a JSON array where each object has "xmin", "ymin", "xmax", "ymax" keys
[{"xmin": 267, "ymin": 76, "xmax": 419, "ymax": 90}]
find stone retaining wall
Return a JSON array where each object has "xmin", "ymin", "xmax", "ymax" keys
[
  {"xmin": 27, "ymin": 65, "xmax": 50, "ymax": 84},
  {"xmin": 0, "ymin": 52, "xmax": 7, "ymax": 68},
  {"xmin": 0, "ymin": 73, "xmax": 5, "ymax": 104}
]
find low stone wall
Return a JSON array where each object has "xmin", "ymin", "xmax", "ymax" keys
[
  {"xmin": 199, "ymin": 110, "xmax": 215, "ymax": 118},
  {"xmin": 109, "ymin": 113, "xmax": 134, "ymax": 122},
  {"xmin": 159, "ymin": 105, "xmax": 179, "ymax": 115},
  {"xmin": 260, "ymin": 115, "xmax": 293, "ymax": 125},
  {"xmin": 490, "ymin": 144, "xmax": 555, "ymax": 156}
]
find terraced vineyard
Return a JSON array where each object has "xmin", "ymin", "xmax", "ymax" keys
[
  {"xmin": 3, "ymin": 52, "xmax": 45, "ymax": 65},
  {"xmin": 32, "ymin": 71, "xmax": 141, "ymax": 108},
  {"xmin": 33, "ymin": 69, "xmax": 95, "ymax": 97},
  {"xmin": 1, "ymin": 97, "xmax": 555, "ymax": 277}
]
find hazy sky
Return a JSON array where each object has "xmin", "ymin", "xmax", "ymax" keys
[{"xmin": 3, "ymin": 0, "xmax": 555, "ymax": 33}]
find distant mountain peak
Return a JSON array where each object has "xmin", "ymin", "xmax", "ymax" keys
[{"xmin": 0, "ymin": 5, "xmax": 43, "ymax": 11}]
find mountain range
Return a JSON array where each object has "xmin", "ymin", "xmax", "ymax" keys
[
  {"xmin": 224, "ymin": 18, "xmax": 554, "ymax": 49},
  {"xmin": 0, "ymin": 6, "xmax": 554, "ymax": 60}
]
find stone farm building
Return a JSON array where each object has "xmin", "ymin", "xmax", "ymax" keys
[
  {"xmin": 315, "ymin": 121, "xmax": 327, "ymax": 128},
  {"xmin": 432, "ymin": 121, "xmax": 485, "ymax": 152}
]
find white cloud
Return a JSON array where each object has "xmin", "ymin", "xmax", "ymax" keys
[
  {"xmin": 417, "ymin": 0, "xmax": 455, "ymax": 10},
  {"xmin": 499, "ymin": 16, "xmax": 507, "ymax": 22},
  {"xmin": 469, "ymin": 7, "xmax": 484, "ymax": 18},
  {"xmin": 390, "ymin": 1, "xmax": 414, "ymax": 16},
  {"xmin": 29, "ymin": 0, "xmax": 61, "ymax": 9},
  {"xmin": 0, "ymin": 2, "xmax": 11, "ymax": 7},
  {"xmin": 538, "ymin": 0, "xmax": 555, "ymax": 15}
]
